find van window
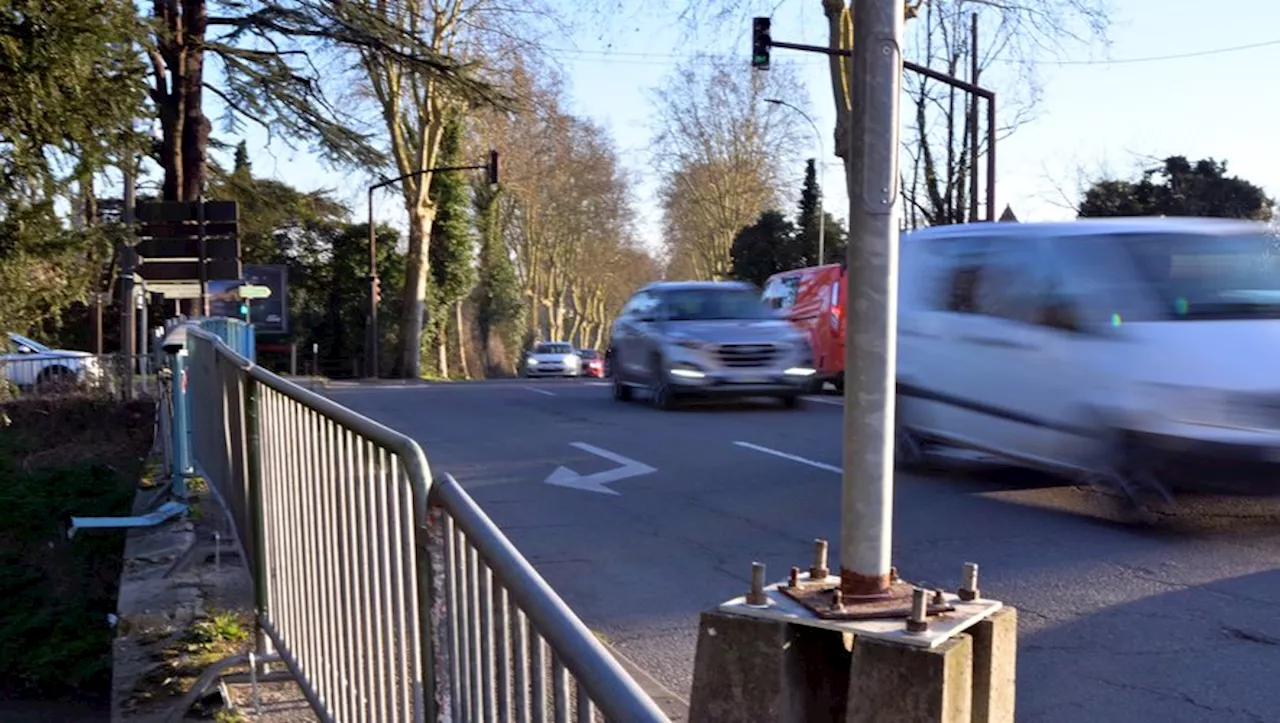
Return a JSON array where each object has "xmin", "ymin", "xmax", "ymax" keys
[
  {"xmin": 762, "ymin": 276, "xmax": 800, "ymax": 310},
  {"xmin": 1059, "ymin": 231, "xmax": 1280, "ymax": 322}
]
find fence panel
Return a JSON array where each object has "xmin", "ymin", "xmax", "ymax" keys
[{"xmin": 180, "ymin": 325, "xmax": 668, "ymax": 722}]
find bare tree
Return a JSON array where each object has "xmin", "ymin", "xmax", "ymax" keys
[
  {"xmin": 901, "ymin": 0, "xmax": 1109, "ymax": 227},
  {"xmin": 470, "ymin": 56, "xmax": 652, "ymax": 349},
  {"xmin": 650, "ymin": 55, "xmax": 808, "ymax": 280}
]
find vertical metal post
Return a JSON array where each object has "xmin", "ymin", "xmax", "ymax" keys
[
  {"xmin": 139, "ymin": 280, "xmax": 150, "ymax": 378},
  {"xmin": 367, "ymin": 188, "xmax": 380, "ymax": 380},
  {"xmin": 92, "ymin": 293, "xmax": 104, "ymax": 354},
  {"xmin": 290, "ymin": 343, "xmax": 298, "ymax": 376},
  {"xmin": 839, "ymin": 0, "xmax": 904, "ymax": 598},
  {"xmin": 121, "ymin": 167, "xmax": 137, "ymax": 400},
  {"xmin": 968, "ymin": 12, "xmax": 980, "ymax": 223},
  {"xmin": 197, "ymin": 196, "xmax": 209, "ymax": 318},
  {"xmin": 986, "ymin": 94, "xmax": 997, "ymax": 221},
  {"xmin": 170, "ymin": 348, "xmax": 191, "ymax": 497},
  {"xmin": 244, "ymin": 376, "xmax": 275, "ymax": 674}
]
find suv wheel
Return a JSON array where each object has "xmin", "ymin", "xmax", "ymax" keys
[
  {"xmin": 781, "ymin": 394, "xmax": 803, "ymax": 410},
  {"xmin": 648, "ymin": 356, "xmax": 678, "ymax": 410}
]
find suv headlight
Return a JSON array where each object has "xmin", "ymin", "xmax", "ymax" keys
[{"xmin": 672, "ymin": 337, "xmax": 705, "ymax": 350}]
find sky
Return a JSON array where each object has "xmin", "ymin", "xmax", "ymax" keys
[{"xmin": 225, "ymin": 0, "xmax": 1280, "ymax": 254}]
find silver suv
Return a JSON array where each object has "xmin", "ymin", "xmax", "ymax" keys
[{"xmin": 606, "ymin": 281, "xmax": 816, "ymax": 409}]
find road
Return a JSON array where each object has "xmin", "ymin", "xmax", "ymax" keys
[{"xmin": 328, "ymin": 378, "xmax": 1280, "ymax": 723}]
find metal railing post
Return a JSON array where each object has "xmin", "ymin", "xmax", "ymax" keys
[
  {"xmin": 244, "ymin": 375, "xmax": 275, "ymax": 674},
  {"xmin": 170, "ymin": 348, "xmax": 192, "ymax": 496}
]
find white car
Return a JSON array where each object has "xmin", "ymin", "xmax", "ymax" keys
[
  {"xmin": 896, "ymin": 217, "xmax": 1280, "ymax": 511},
  {"xmin": 521, "ymin": 342, "xmax": 582, "ymax": 378},
  {"xmin": 2, "ymin": 332, "xmax": 103, "ymax": 391}
]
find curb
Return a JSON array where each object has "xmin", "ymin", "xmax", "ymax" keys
[{"xmin": 601, "ymin": 640, "xmax": 690, "ymax": 722}]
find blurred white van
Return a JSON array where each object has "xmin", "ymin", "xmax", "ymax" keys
[{"xmin": 895, "ymin": 216, "xmax": 1280, "ymax": 511}]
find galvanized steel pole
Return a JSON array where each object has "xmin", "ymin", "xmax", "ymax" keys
[{"xmin": 840, "ymin": 0, "xmax": 904, "ymax": 598}]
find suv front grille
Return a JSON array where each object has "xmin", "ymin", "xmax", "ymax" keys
[{"xmin": 716, "ymin": 343, "xmax": 780, "ymax": 368}]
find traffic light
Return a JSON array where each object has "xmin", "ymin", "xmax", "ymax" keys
[
  {"xmin": 238, "ymin": 301, "xmax": 250, "ymax": 321},
  {"xmin": 752, "ymin": 17, "xmax": 771, "ymax": 69},
  {"xmin": 486, "ymin": 150, "xmax": 500, "ymax": 188},
  {"xmin": 372, "ymin": 276, "xmax": 381, "ymax": 305}
]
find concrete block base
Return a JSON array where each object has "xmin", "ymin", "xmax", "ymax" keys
[
  {"xmin": 846, "ymin": 635, "xmax": 973, "ymax": 723},
  {"xmin": 970, "ymin": 607, "xmax": 1018, "ymax": 723},
  {"xmin": 687, "ymin": 605, "xmax": 1019, "ymax": 723},
  {"xmin": 687, "ymin": 609, "xmax": 853, "ymax": 723}
]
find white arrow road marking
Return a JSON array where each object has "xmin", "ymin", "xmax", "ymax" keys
[
  {"xmin": 733, "ymin": 441, "xmax": 842, "ymax": 474},
  {"xmin": 544, "ymin": 442, "xmax": 657, "ymax": 495}
]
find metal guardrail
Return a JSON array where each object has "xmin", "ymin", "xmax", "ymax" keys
[{"xmin": 179, "ymin": 324, "xmax": 667, "ymax": 722}]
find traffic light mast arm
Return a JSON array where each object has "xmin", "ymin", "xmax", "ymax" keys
[{"xmin": 757, "ymin": 34, "xmax": 993, "ymax": 100}]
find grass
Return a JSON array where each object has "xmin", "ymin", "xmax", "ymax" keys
[
  {"xmin": 130, "ymin": 609, "xmax": 253, "ymax": 708},
  {"xmin": 0, "ymin": 398, "xmax": 155, "ymax": 703}
]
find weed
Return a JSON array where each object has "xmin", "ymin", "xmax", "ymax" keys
[
  {"xmin": 214, "ymin": 710, "xmax": 249, "ymax": 723},
  {"xmin": 187, "ymin": 610, "xmax": 248, "ymax": 650},
  {"xmin": 187, "ymin": 475, "xmax": 209, "ymax": 493}
]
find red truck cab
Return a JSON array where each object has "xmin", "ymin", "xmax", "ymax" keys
[{"xmin": 762, "ymin": 263, "xmax": 847, "ymax": 392}]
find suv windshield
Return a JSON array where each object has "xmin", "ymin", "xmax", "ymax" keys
[
  {"xmin": 665, "ymin": 288, "xmax": 772, "ymax": 321},
  {"xmin": 534, "ymin": 343, "xmax": 573, "ymax": 354},
  {"xmin": 1108, "ymin": 232, "xmax": 1280, "ymax": 320}
]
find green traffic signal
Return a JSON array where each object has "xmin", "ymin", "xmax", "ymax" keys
[{"xmin": 752, "ymin": 17, "xmax": 771, "ymax": 69}]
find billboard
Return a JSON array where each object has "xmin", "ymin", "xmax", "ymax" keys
[{"xmin": 206, "ymin": 265, "xmax": 290, "ymax": 334}]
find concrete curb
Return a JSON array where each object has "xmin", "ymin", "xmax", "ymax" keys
[{"xmin": 601, "ymin": 640, "xmax": 690, "ymax": 722}]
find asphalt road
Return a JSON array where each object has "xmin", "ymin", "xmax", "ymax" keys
[{"xmin": 328, "ymin": 378, "xmax": 1280, "ymax": 723}]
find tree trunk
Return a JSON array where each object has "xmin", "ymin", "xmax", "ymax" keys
[
  {"xmin": 437, "ymin": 333, "xmax": 448, "ymax": 378},
  {"xmin": 455, "ymin": 301, "xmax": 469, "ymax": 379},
  {"xmin": 397, "ymin": 199, "xmax": 434, "ymax": 378},
  {"xmin": 179, "ymin": 0, "xmax": 209, "ymax": 201}
]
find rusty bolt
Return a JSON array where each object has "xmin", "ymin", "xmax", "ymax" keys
[
  {"xmin": 746, "ymin": 562, "xmax": 768, "ymax": 606},
  {"xmin": 810, "ymin": 539, "xmax": 830, "ymax": 580},
  {"xmin": 958, "ymin": 562, "xmax": 980, "ymax": 602},
  {"xmin": 832, "ymin": 588, "xmax": 844, "ymax": 610},
  {"xmin": 932, "ymin": 588, "xmax": 946, "ymax": 607},
  {"xmin": 789, "ymin": 566, "xmax": 801, "ymax": 589},
  {"xmin": 906, "ymin": 588, "xmax": 929, "ymax": 633}
]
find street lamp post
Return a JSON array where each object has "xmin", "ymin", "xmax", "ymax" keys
[
  {"xmin": 765, "ymin": 98, "xmax": 826, "ymax": 265},
  {"xmin": 365, "ymin": 151, "xmax": 500, "ymax": 379}
]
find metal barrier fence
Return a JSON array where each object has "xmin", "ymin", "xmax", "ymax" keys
[
  {"xmin": 0, "ymin": 353, "xmax": 157, "ymax": 401},
  {"xmin": 180, "ymin": 325, "xmax": 667, "ymax": 722}
]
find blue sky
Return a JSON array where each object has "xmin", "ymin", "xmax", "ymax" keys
[{"xmin": 226, "ymin": 0, "xmax": 1280, "ymax": 251}]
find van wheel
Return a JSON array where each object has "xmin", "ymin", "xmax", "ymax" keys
[
  {"xmin": 612, "ymin": 374, "xmax": 633, "ymax": 402},
  {"xmin": 894, "ymin": 422, "xmax": 930, "ymax": 472},
  {"xmin": 781, "ymin": 394, "xmax": 804, "ymax": 410},
  {"xmin": 834, "ymin": 377, "xmax": 844, "ymax": 395},
  {"xmin": 1088, "ymin": 430, "xmax": 1177, "ymax": 525}
]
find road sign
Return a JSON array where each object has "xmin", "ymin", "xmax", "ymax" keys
[
  {"xmin": 135, "ymin": 200, "xmax": 242, "ymax": 287},
  {"xmin": 237, "ymin": 284, "xmax": 272, "ymax": 300}
]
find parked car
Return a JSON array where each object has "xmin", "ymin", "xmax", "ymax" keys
[
  {"xmin": 2, "ymin": 332, "xmax": 103, "ymax": 392},
  {"xmin": 521, "ymin": 342, "xmax": 582, "ymax": 377},
  {"xmin": 577, "ymin": 348, "xmax": 605, "ymax": 378},
  {"xmin": 895, "ymin": 216, "xmax": 1280, "ymax": 511},
  {"xmin": 606, "ymin": 280, "xmax": 816, "ymax": 409},
  {"xmin": 762, "ymin": 263, "xmax": 847, "ymax": 393}
]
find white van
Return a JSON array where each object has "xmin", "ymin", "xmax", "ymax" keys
[{"xmin": 895, "ymin": 217, "xmax": 1280, "ymax": 511}]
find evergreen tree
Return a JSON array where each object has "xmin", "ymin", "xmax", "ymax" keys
[
  {"xmin": 795, "ymin": 159, "xmax": 849, "ymax": 265},
  {"xmin": 730, "ymin": 210, "xmax": 802, "ymax": 287},
  {"xmin": 425, "ymin": 116, "xmax": 478, "ymax": 376},
  {"xmin": 473, "ymin": 184, "xmax": 523, "ymax": 375}
]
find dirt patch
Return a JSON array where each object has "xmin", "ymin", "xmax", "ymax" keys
[{"xmin": 0, "ymin": 398, "xmax": 156, "ymax": 709}]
